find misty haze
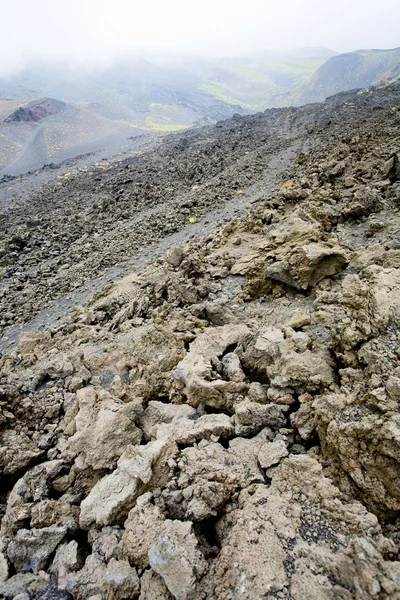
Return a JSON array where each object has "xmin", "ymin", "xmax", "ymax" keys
[
  {"xmin": 0, "ymin": 0, "xmax": 400, "ymax": 175},
  {"xmin": 1, "ymin": 1, "xmax": 400, "ymax": 599}
]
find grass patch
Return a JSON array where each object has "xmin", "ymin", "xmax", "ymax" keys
[
  {"xmin": 143, "ymin": 119, "xmax": 189, "ymax": 132},
  {"xmin": 197, "ymin": 82, "xmax": 256, "ymax": 109}
]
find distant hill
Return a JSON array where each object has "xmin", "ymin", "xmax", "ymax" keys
[
  {"xmin": 172, "ymin": 48, "xmax": 337, "ymax": 110},
  {"xmin": 292, "ymin": 47, "xmax": 400, "ymax": 105},
  {"xmin": 279, "ymin": 47, "xmax": 339, "ymax": 60},
  {"xmin": 0, "ymin": 98, "xmax": 144, "ymax": 175},
  {"xmin": 4, "ymin": 97, "xmax": 67, "ymax": 123}
]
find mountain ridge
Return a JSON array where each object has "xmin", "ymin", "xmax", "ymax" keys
[{"xmin": 292, "ymin": 46, "xmax": 400, "ymax": 104}]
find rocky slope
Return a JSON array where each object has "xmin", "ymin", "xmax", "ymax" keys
[
  {"xmin": 0, "ymin": 82, "xmax": 400, "ymax": 599},
  {"xmin": 0, "ymin": 104, "xmax": 302, "ymax": 339}
]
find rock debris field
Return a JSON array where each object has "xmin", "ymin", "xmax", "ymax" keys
[{"xmin": 1, "ymin": 81, "xmax": 400, "ymax": 599}]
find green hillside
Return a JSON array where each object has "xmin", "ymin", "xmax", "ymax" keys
[{"xmin": 196, "ymin": 53, "xmax": 334, "ymax": 109}]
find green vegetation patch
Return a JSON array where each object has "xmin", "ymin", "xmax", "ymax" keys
[
  {"xmin": 197, "ymin": 82, "xmax": 256, "ymax": 109},
  {"xmin": 197, "ymin": 56, "xmax": 328, "ymax": 110},
  {"xmin": 143, "ymin": 119, "xmax": 189, "ymax": 131}
]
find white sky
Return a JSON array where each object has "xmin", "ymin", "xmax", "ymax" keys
[{"xmin": 0, "ymin": 0, "xmax": 399, "ymax": 74}]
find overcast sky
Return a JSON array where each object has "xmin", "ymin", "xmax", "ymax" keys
[{"xmin": 0, "ymin": 0, "xmax": 399, "ymax": 74}]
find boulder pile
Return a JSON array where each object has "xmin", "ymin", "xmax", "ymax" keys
[{"xmin": 1, "ymin": 82, "xmax": 400, "ymax": 598}]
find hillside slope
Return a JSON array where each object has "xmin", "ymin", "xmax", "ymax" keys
[
  {"xmin": 294, "ymin": 46, "xmax": 400, "ymax": 104},
  {"xmin": 1, "ymin": 82, "xmax": 400, "ymax": 598},
  {"xmin": 183, "ymin": 48, "xmax": 337, "ymax": 109},
  {"xmin": 0, "ymin": 98, "xmax": 145, "ymax": 175},
  {"xmin": 0, "ymin": 49, "xmax": 336, "ymax": 173}
]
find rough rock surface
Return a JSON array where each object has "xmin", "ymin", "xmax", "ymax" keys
[
  {"xmin": 257, "ymin": 439, "xmax": 289, "ymax": 468},
  {"xmin": 148, "ymin": 520, "xmax": 208, "ymax": 600},
  {"xmin": 7, "ymin": 526, "xmax": 67, "ymax": 573},
  {"xmin": 63, "ymin": 387, "xmax": 142, "ymax": 470},
  {"xmin": 173, "ymin": 324, "xmax": 250, "ymax": 411},
  {"xmin": 1, "ymin": 81, "xmax": 400, "ymax": 599},
  {"xmin": 80, "ymin": 439, "xmax": 177, "ymax": 528}
]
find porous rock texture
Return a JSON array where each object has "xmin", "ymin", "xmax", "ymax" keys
[{"xmin": 1, "ymin": 82, "xmax": 400, "ymax": 599}]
